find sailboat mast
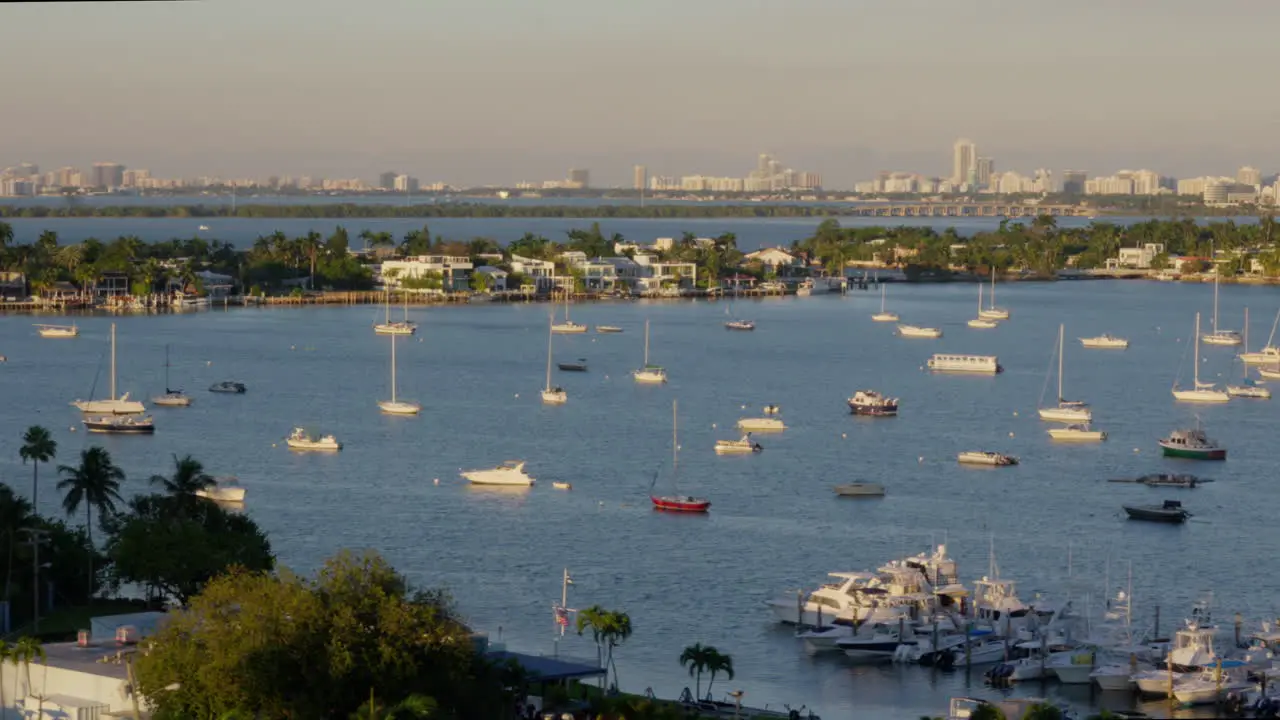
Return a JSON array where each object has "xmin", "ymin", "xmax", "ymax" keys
[
  {"xmin": 390, "ymin": 334, "xmax": 397, "ymax": 402},
  {"xmin": 546, "ymin": 316, "xmax": 554, "ymax": 391},
  {"xmin": 1193, "ymin": 313, "xmax": 1201, "ymax": 385},
  {"xmin": 1211, "ymin": 242, "xmax": 1219, "ymax": 333},
  {"xmin": 990, "ymin": 268, "xmax": 996, "ymax": 309},
  {"xmin": 403, "ymin": 290, "xmax": 409, "ymax": 322},
  {"xmin": 881, "ymin": 283, "xmax": 886, "ymax": 313},
  {"xmin": 110, "ymin": 322, "xmax": 117, "ymax": 399},
  {"xmin": 164, "ymin": 343, "xmax": 170, "ymax": 389},
  {"xmin": 977, "ymin": 283, "xmax": 982, "ymax": 313},
  {"xmin": 385, "ymin": 290, "xmax": 391, "ymax": 324},
  {"xmin": 672, "ymin": 399, "xmax": 678, "ymax": 473},
  {"xmin": 643, "ymin": 319, "xmax": 650, "ymax": 366},
  {"xmin": 1244, "ymin": 306, "xmax": 1250, "ymax": 351},
  {"xmin": 1057, "ymin": 324, "xmax": 1065, "ymax": 401}
]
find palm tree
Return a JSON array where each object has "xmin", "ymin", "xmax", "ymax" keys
[
  {"xmin": 13, "ymin": 637, "xmax": 45, "ymax": 718},
  {"xmin": 19, "ymin": 425, "xmax": 57, "ymax": 512},
  {"xmin": 0, "ymin": 486, "xmax": 33, "ymax": 605},
  {"xmin": 576, "ymin": 605, "xmax": 632, "ymax": 691},
  {"xmin": 678, "ymin": 643, "xmax": 713, "ymax": 700},
  {"xmin": 56, "ymin": 447, "xmax": 125, "ymax": 601},
  {"xmin": 299, "ymin": 230, "xmax": 323, "ymax": 288},
  {"xmin": 704, "ymin": 649, "xmax": 734, "ymax": 698},
  {"xmin": 150, "ymin": 454, "xmax": 214, "ymax": 496}
]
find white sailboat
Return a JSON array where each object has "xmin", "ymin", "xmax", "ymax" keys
[
  {"xmin": 1239, "ymin": 307, "xmax": 1280, "ymax": 364},
  {"xmin": 968, "ymin": 284, "xmax": 998, "ymax": 328},
  {"xmin": 978, "ymin": 268, "xmax": 1010, "ymax": 320},
  {"xmin": 633, "ymin": 319, "xmax": 667, "ymax": 384},
  {"xmin": 71, "ymin": 323, "xmax": 146, "ymax": 414},
  {"xmin": 1038, "ymin": 324, "xmax": 1091, "ymax": 422},
  {"xmin": 374, "ymin": 290, "xmax": 417, "ymax": 335},
  {"xmin": 1201, "ymin": 261, "xmax": 1241, "ymax": 346},
  {"xmin": 1173, "ymin": 312, "xmax": 1230, "ymax": 402},
  {"xmin": 871, "ymin": 283, "xmax": 898, "ymax": 322},
  {"xmin": 1227, "ymin": 307, "xmax": 1271, "ymax": 399},
  {"xmin": 541, "ymin": 314, "xmax": 568, "ymax": 404},
  {"xmin": 151, "ymin": 344, "xmax": 192, "ymax": 407},
  {"xmin": 378, "ymin": 333, "xmax": 421, "ymax": 415},
  {"xmin": 551, "ymin": 290, "xmax": 587, "ymax": 334}
]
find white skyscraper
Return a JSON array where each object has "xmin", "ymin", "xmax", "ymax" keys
[{"xmin": 952, "ymin": 139, "xmax": 977, "ymax": 187}]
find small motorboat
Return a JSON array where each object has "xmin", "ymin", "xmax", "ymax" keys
[
  {"xmin": 898, "ymin": 324, "xmax": 943, "ymax": 338},
  {"xmin": 551, "ymin": 321, "xmax": 588, "ymax": 334},
  {"xmin": 462, "ymin": 460, "xmax": 535, "ymax": 486},
  {"xmin": 1123, "ymin": 500, "xmax": 1192, "ymax": 523},
  {"xmin": 34, "ymin": 323, "xmax": 78, "ymax": 338},
  {"xmin": 83, "ymin": 415, "xmax": 155, "ymax": 434},
  {"xmin": 557, "ymin": 359, "xmax": 588, "ymax": 372},
  {"xmin": 552, "ymin": 481, "xmax": 572, "ymax": 490},
  {"xmin": 286, "ymin": 427, "xmax": 341, "ymax": 451},
  {"xmin": 595, "ymin": 326, "xmax": 623, "ymax": 333},
  {"xmin": 737, "ymin": 417, "xmax": 786, "ymax": 431},
  {"xmin": 1108, "ymin": 473, "xmax": 1207, "ymax": 488},
  {"xmin": 1047, "ymin": 423, "xmax": 1106, "ymax": 442},
  {"xmin": 209, "ymin": 381, "xmax": 247, "ymax": 394},
  {"xmin": 1080, "ymin": 334, "xmax": 1129, "ymax": 349},
  {"xmin": 724, "ymin": 319, "xmax": 755, "ymax": 331},
  {"xmin": 834, "ymin": 483, "xmax": 885, "ymax": 497},
  {"xmin": 957, "ymin": 451, "xmax": 1018, "ymax": 466},
  {"xmin": 195, "ymin": 476, "xmax": 247, "ymax": 503},
  {"xmin": 847, "ymin": 390, "xmax": 898, "ymax": 416},
  {"xmin": 715, "ymin": 435, "xmax": 763, "ymax": 454}
]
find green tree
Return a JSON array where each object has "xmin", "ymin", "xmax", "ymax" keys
[
  {"xmin": 19, "ymin": 425, "xmax": 57, "ymax": 512},
  {"xmin": 576, "ymin": 605, "xmax": 632, "ymax": 691},
  {"xmin": 970, "ymin": 704, "xmax": 1006, "ymax": 720},
  {"xmin": 678, "ymin": 643, "xmax": 713, "ymax": 700},
  {"xmin": 1023, "ymin": 703, "xmax": 1063, "ymax": 720},
  {"xmin": 56, "ymin": 446, "xmax": 125, "ymax": 601},
  {"xmin": 12, "ymin": 637, "xmax": 46, "ymax": 718},
  {"xmin": 0, "ymin": 640, "xmax": 9, "ymax": 720},
  {"xmin": 149, "ymin": 454, "xmax": 214, "ymax": 498}
]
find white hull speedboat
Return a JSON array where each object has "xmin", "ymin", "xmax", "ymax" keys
[
  {"xmin": 715, "ymin": 435, "xmax": 762, "ymax": 454},
  {"xmin": 1134, "ymin": 669, "xmax": 1189, "ymax": 695},
  {"xmin": 152, "ymin": 391, "xmax": 192, "ymax": 407},
  {"xmin": 1047, "ymin": 651, "xmax": 1096, "ymax": 684},
  {"xmin": 898, "ymin": 325, "xmax": 942, "ymax": 338},
  {"xmin": 379, "ymin": 400, "xmax": 422, "ymax": 415},
  {"xmin": 737, "ymin": 417, "xmax": 786, "ymax": 431},
  {"xmin": 797, "ymin": 625, "xmax": 854, "ymax": 655},
  {"xmin": 286, "ymin": 428, "xmax": 341, "ymax": 451},
  {"xmin": 957, "ymin": 451, "xmax": 1018, "ymax": 466},
  {"xmin": 1173, "ymin": 675, "xmax": 1251, "ymax": 705},
  {"xmin": 195, "ymin": 477, "xmax": 246, "ymax": 503},
  {"xmin": 954, "ymin": 640, "xmax": 1009, "ymax": 666},
  {"xmin": 1048, "ymin": 424, "xmax": 1106, "ymax": 442},
  {"xmin": 462, "ymin": 460, "xmax": 535, "ymax": 486},
  {"xmin": 1081, "ymin": 335, "xmax": 1129, "ymax": 349},
  {"xmin": 551, "ymin": 322, "xmax": 588, "ymax": 334},
  {"xmin": 374, "ymin": 322, "xmax": 417, "ymax": 336},
  {"xmin": 596, "ymin": 325, "xmax": 623, "ymax": 333},
  {"xmin": 35, "ymin": 324, "xmax": 78, "ymax": 338}
]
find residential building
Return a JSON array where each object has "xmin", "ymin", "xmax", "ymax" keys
[
  {"xmin": 975, "ymin": 157, "xmax": 994, "ymax": 187},
  {"xmin": 1034, "ymin": 168, "xmax": 1056, "ymax": 193},
  {"xmin": 1238, "ymin": 166, "xmax": 1262, "ymax": 187},
  {"xmin": 1061, "ymin": 170, "xmax": 1087, "ymax": 195},
  {"xmin": 632, "ymin": 256, "xmax": 696, "ymax": 291},
  {"xmin": 569, "ymin": 258, "xmax": 618, "ymax": 291},
  {"xmin": 1105, "ymin": 243, "xmax": 1164, "ymax": 270},
  {"xmin": 473, "ymin": 266, "xmax": 508, "ymax": 291},
  {"xmin": 379, "ymin": 171, "xmax": 397, "ymax": 190},
  {"xmin": 567, "ymin": 168, "xmax": 590, "ymax": 189},
  {"xmin": 511, "ymin": 254, "xmax": 557, "ymax": 291},
  {"xmin": 1084, "ymin": 175, "xmax": 1135, "ymax": 195},
  {"xmin": 91, "ymin": 162, "xmax": 125, "ymax": 189},
  {"xmin": 744, "ymin": 247, "xmax": 800, "ymax": 270},
  {"xmin": 633, "ymin": 165, "xmax": 647, "ymax": 190},
  {"xmin": 380, "ymin": 255, "xmax": 473, "ymax": 291},
  {"xmin": 393, "ymin": 174, "xmax": 419, "ymax": 193},
  {"xmin": 952, "ymin": 138, "xmax": 976, "ymax": 186}
]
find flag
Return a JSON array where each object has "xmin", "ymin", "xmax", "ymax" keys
[
  {"xmin": 565, "ymin": 572, "xmax": 574, "ymax": 585},
  {"xmin": 554, "ymin": 606, "xmax": 569, "ymax": 627}
]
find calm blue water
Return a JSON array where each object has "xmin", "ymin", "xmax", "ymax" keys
[{"xmin": 1, "ymin": 280, "xmax": 1276, "ymax": 719}]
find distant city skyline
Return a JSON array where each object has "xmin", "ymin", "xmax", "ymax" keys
[{"xmin": 3, "ymin": 0, "xmax": 1279, "ymax": 186}]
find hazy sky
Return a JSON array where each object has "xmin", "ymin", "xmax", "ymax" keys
[{"xmin": 2, "ymin": 0, "xmax": 1277, "ymax": 186}]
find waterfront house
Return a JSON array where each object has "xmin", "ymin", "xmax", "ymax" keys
[
  {"xmin": 95, "ymin": 271, "xmax": 131, "ymax": 299},
  {"xmin": 560, "ymin": 253, "xmax": 619, "ymax": 292},
  {"xmin": 380, "ymin": 255, "xmax": 474, "ymax": 292},
  {"xmin": 745, "ymin": 246, "xmax": 801, "ymax": 270},
  {"xmin": 1105, "ymin": 243, "xmax": 1164, "ymax": 270},
  {"xmin": 195, "ymin": 270, "xmax": 235, "ymax": 298},
  {"xmin": 0, "ymin": 270, "xmax": 25, "ymax": 299},
  {"xmin": 720, "ymin": 273, "xmax": 758, "ymax": 291},
  {"xmin": 632, "ymin": 256, "xmax": 696, "ymax": 292},
  {"xmin": 511, "ymin": 254, "xmax": 556, "ymax": 292},
  {"xmin": 473, "ymin": 266, "xmax": 508, "ymax": 292}
]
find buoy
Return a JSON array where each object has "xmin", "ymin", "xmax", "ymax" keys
[
  {"xmin": 1008, "ymin": 432, "xmax": 1015, "ymax": 437},
  {"xmin": 1013, "ymin": 411, "xmax": 1018, "ymax": 417},
  {"xmin": 433, "ymin": 478, "xmax": 440, "ymax": 485},
  {"xmin": 290, "ymin": 345, "xmax": 295, "ymax": 350},
  {"xmin": 841, "ymin": 433, "xmax": 847, "ymax": 439},
  {"xmin": 712, "ymin": 423, "xmax": 717, "ymax": 428},
  {"xmin": 271, "ymin": 443, "xmax": 277, "ymax": 448},
  {"xmin": 207, "ymin": 361, "xmax": 212, "ymax": 365},
  {"xmin": 741, "ymin": 404, "xmax": 746, "ymax": 409},
  {"xmin": 918, "ymin": 456, "xmax": 924, "ymax": 463},
  {"xmin": 514, "ymin": 393, "xmax": 519, "ymax": 398},
  {"xmin": 1133, "ymin": 448, "xmax": 1140, "ymax": 453},
  {"xmin": 69, "ymin": 426, "xmax": 76, "ymax": 432}
]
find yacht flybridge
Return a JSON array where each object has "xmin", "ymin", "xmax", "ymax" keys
[
  {"xmin": 71, "ymin": 323, "xmax": 146, "ymax": 415},
  {"xmin": 1173, "ymin": 313, "xmax": 1230, "ymax": 403},
  {"xmin": 1038, "ymin": 324, "xmax": 1092, "ymax": 422}
]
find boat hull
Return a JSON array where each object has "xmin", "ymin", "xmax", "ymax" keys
[
  {"xmin": 557, "ymin": 363, "xmax": 588, "ymax": 372},
  {"xmin": 848, "ymin": 402, "xmax": 897, "ymax": 416},
  {"xmin": 1159, "ymin": 443, "xmax": 1226, "ymax": 460},
  {"xmin": 196, "ymin": 487, "xmax": 247, "ymax": 503},
  {"xmin": 551, "ymin": 324, "xmax": 588, "ymax": 334},
  {"xmin": 650, "ymin": 495, "xmax": 710, "ymax": 513},
  {"xmin": 378, "ymin": 401, "xmax": 422, "ymax": 415},
  {"xmin": 870, "ymin": 313, "xmax": 899, "ymax": 322},
  {"xmin": 84, "ymin": 421, "xmax": 154, "ymax": 434},
  {"xmin": 73, "ymin": 400, "xmax": 146, "ymax": 415},
  {"xmin": 1123, "ymin": 506, "xmax": 1190, "ymax": 523},
  {"xmin": 834, "ymin": 483, "xmax": 885, "ymax": 497},
  {"xmin": 152, "ymin": 395, "xmax": 192, "ymax": 407},
  {"xmin": 374, "ymin": 324, "xmax": 416, "ymax": 336},
  {"xmin": 1047, "ymin": 429, "xmax": 1106, "ymax": 442},
  {"xmin": 1172, "ymin": 389, "xmax": 1230, "ymax": 403},
  {"xmin": 737, "ymin": 419, "xmax": 786, "ymax": 431},
  {"xmin": 633, "ymin": 369, "xmax": 667, "ymax": 384},
  {"xmin": 540, "ymin": 389, "xmax": 568, "ymax": 404},
  {"xmin": 714, "ymin": 443, "xmax": 760, "ymax": 454},
  {"xmin": 287, "ymin": 440, "xmax": 341, "ymax": 451},
  {"xmin": 1038, "ymin": 407, "xmax": 1091, "ymax": 422}
]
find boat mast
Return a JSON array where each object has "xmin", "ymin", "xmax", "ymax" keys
[
  {"xmin": 1212, "ymin": 243, "xmax": 1219, "ymax": 333},
  {"xmin": 1193, "ymin": 313, "xmax": 1201, "ymax": 386},
  {"xmin": 880, "ymin": 283, "xmax": 886, "ymax": 313},
  {"xmin": 164, "ymin": 343, "xmax": 170, "ymax": 389},
  {"xmin": 385, "ymin": 289, "xmax": 391, "ymax": 324},
  {"xmin": 1244, "ymin": 306, "xmax": 1250, "ymax": 351},
  {"xmin": 643, "ymin": 319, "xmax": 650, "ymax": 366},
  {"xmin": 390, "ymin": 333, "xmax": 397, "ymax": 402},
  {"xmin": 110, "ymin": 322, "xmax": 117, "ymax": 400},
  {"xmin": 545, "ymin": 314, "xmax": 554, "ymax": 392},
  {"xmin": 672, "ymin": 399, "xmax": 678, "ymax": 475},
  {"xmin": 977, "ymin": 283, "xmax": 982, "ymax": 314},
  {"xmin": 1057, "ymin": 323, "xmax": 1065, "ymax": 402},
  {"xmin": 990, "ymin": 268, "xmax": 996, "ymax": 309}
]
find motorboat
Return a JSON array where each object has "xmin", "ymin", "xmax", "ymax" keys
[
  {"xmin": 34, "ymin": 323, "xmax": 78, "ymax": 338},
  {"xmin": 1123, "ymin": 500, "xmax": 1192, "ymax": 523},
  {"xmin": 633, "ymin": 319, "xmax": 668, "ymax": 383},
  {"xmin": 286, "ymin": 427, "xmax": 341, "ymax": 451},
  {"xmin": 72, "ymin": 323, "xmax": 146, "ymax": 414},
  {"xmin": 1173, "ymin": 313, "xmax": 1229, "ymax": 402},
  {"xmin": 195, "ymin": 476, "xmax": 247, "ymax": 503},
  {"xmin": 551, "ymin": 321, "xmax": 588, "ymax": 334},
  {"xmin": 595, "ymin": 325, "xmax": 623, "ymax": 333},
  {"xmin": 927, "ymin": 354, "xmax": 1002, "ymax": 374},
  {"xmin": 1047, "ymin": 423, "xmax": 1106, "ymax": 442},
  {"xmin": 737, "ymin": 417, "xmax": 786, "ymax": 431},
  {"xmin": 1159, "ymin": 425, "xmax": 1226, "ymax": 460},
  {"xmin": 957, "ymin": 451, "xmax": 1018, "ymax": 467},
  {"xmin": 1240, "ymin": 346, "xmax": 1280, "ymax": 364},
  {"xmin": 837, "ymin": 623, "xmax": 917, "ymax": 662},
  {"xmin": 1080, "ymin": 334, "xmax": 1130, "ymax": 349},
  {"xmin": 1227, "ymin": 378, "xmax": 1271, "ymax": 399},
  {"xmin": 834, "ymin": 483, "xmax": 885, "ymax": 497},
  {"xmin": 766, "ymin": 571, "xmax": 878, "ymax": 626},
  {"xmin": 715, "ymin": 435, "xmax": 762, "ymax": 454},
  {"xmin": 847, "ymin": 390, "xmax": 898, "ymax": 416},
  {"xmin": 871, "ymin": 284, "xmax": 898, "ymax": 322},
  {"xmin": 557, "ymin": 359, "xmax": 588, "ymax": 372},
  {"xmin": 209, "ymin": 381, "xmax": 247, "ymax": 394},
  {"xmin": 897, "ymin": 324, "xmax": 942, "ymax": 338},
  {"xmin": 1046, "ymin": 649, "xmax": 1097, "ymax": 684},
  {"xmin": 379, "ymin": 332, "xmax": 421, "ymax": 415},
  {"xmin": 83, "ymin": 415, "xmax": 155, "ymax": 434},
  {"xmin": 462, "ymin": 460, "xmax": 535, "ymax": 486},
  {"xmin": 651, "ymin": 400, "xmax": 709, "ymax": 512},
  {"xmin": 1038, "ymin": 324, "xmax": 1092, "ymax": 422},
  {"xmin": 1172, "ymin": 664, "xmax": 1252, "ymax": 705},
  {"xmin": 551, "ymin": 481, "xmax": 572, "ymax": 490},
  {"xmin": 1091, "ymin": 663, "xmax": 1145, "ymax": 691},
  {"xmin": 724, "ymin": 319, "xmax": 755, "ymax": 331}
]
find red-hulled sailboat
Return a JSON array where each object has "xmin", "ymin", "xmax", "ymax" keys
[{"xmin": 650, "ymin": 399, "xmax": 711, "ymax": 513}]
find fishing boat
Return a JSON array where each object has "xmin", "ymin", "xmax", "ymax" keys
[
  {"xmin": 1080, "ymin": 334, "xmax": 1129, "ymax": 349},
  {"xmin": 1201, "ymin": 263, "xmax": 1241, "ymax": 346},
  {"xmin": 595, "ymin": 325, "xmax": 623, "ymax": 333},
  {"xmin": 195, "ymin": 477, "xmax": 247, "ymax": 503},
  {"xmin": 83, "ymin": 415, "xmax": 155, "ymax": 434},
  {"xmin": 1038, "ymin": 324, "xmax": 1092, "ymax": 422},
  {"xmin": 462, "ymin": 460, "xmax": 535, "ymax": 486},
  {"xmin": 1123, "ymin": 500, "xmax": 1192, "ymax": 523},
  {"xmin": 650, "ymin": 400, "xmax": 710, "ymax": 513},
  {"xmin": 967, "ymin": 285, "xmax": 998, "ymax": 328},
  {"xmin": 632, "ymin": 319, "xmax": 667, "ymax": 384},
  {"xmin": 71, "ymin": 324, "xmax": 147, "ymax": 414},
  {"xmin": 541, "ymin": 314, "xmax": 568, "ymax": 404},
  {"xmin": 870, "ymin": 283, "xmax": 898, "ymax": 322},
  {"xmin": 286, "ymin": 427, "xmax": 342, "ymax": 451},
  {"xmin": 715, "ymin": 434, "xmax": 762, "ymax": 454},
  {"xmin": 957, "ymin": 451, "xmax": 1018, "ymax": 466},
  {"xmin": 1047, "ymin": 423, "xmax": 1106, "ymax": 442},
  {"xmin": 978, "ymin": 268, "xmax": 1010, "ymax": 319},
  {"xmin": 373, "ymin": 290, "xmax": 417, "ymax": 335},
  {"xmin": 1159, "ymin": 424, "xmax": 1226, "ymax": 460},
  {"xmin": 834, "ymin": 483, "xmax": 885, "ymax": 497},
  {"xmin": 847, "ymin": 390, "xmax": 898, "ymax": 416},
  {"xmin": 1172, "ymin": 313, "xmax": 1229, "ymax": 402},
  {"xmin": 551, "ymin": 291, "xmax": 587, "ymax": 334},
  {"xmin": 557, "ymin": 359, "xmax": 588, "ymax": 372},
  {"xmin": 898, "ymin": 325, "xmax": 942, "ymax": 338},
  {"xmin": 151, "ymin": 344, "xmax": 192, "ymax": 407},
  {"xmin": 378, "ymin": 332, "xmax": 421, "ymax": 415},
  {"xmin": 209, "ymin": 381, "xmax": 247, "ymax": 394},
  {"xmin": 34, "ymin": 323, "xmax": 78, "ymax": 338}
]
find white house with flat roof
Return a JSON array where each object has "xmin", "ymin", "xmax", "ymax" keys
[
  {"xmin": 1106, "ymin": 243, "xmax": 1164, "ymax": 270},
  {"xmin": 379, "ymin": 255, "xmax": 473, "ymax": 291},
  {"xmin": 633, "ymin": 256, "xmax": 696, "ymax": 291},
  {"xmin": 511, "ymin": 254, "xmax": 556, "ymax": 291}
]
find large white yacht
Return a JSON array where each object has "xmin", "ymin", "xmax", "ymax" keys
[
  {"xmin": 766, "ymin": 572, "xmax": 878, "ymax": 626},
  {"xmin": 461, "ymin": 460, "xmax": 536, "ymax": 486},
  {"xmin": 898, "ymin": 324, "xmax": 943, "ymax": 339}
]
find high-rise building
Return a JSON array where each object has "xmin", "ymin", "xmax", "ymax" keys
[
  {"xmin": 92, "ymin": 162, "xmax": 125, "ymax": 189},
  {"xmin": 975, "ymin": 157, "xmax": 994, "ymax": 187},
  {"xmin": 379, "ymin": 171, "xmax": 397, "ymax": 190},
  {"xmin": 1238, "ymin": 166, "xmax": 1262, "ymax": 187},
  {"xmin": 1061, "ymin": 170, "xmax": 1087, "ymax": 195},
  {"xmin": 951, "ymin": 139, "xmax": 976, "ymax": 186},
  {"xmin": 393, "ymin": 174, "xmax": 419, "ymax": 192},
  {"xmin": 567, "ymin": 168, "xmax": 590, "ymax": 188},
  {"xmin": 633, "ymin": 165, "xmax": 647, "ymax": 191}
]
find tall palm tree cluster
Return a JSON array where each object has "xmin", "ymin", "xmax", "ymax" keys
[
  {"xmin": 678, "ymin": 642, "xmax": 735, "ymax": 701},
  {"xmin": 0, "ymin": 636, "xmax": 49, "ymax": 719},
  {"xmin": 575, "ymin": 604, "xmax": 633, "ymax": 692}
]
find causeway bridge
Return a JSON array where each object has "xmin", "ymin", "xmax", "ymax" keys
[{"xmin": 844, "ymin": 203, "xmax": 1090, "ymax": 218}]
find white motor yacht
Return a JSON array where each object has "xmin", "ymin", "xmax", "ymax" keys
[
  {"xmin": 1047, "ymin": 423, "xmax": 1107, "ymax": 442},
  {"xmin": 737, "ymin": 417, "xmax": 785, "ymax": 431},
  {"xmin": 551, "ymin": 321, "xmax": 588, "ymax": 334},
  {"xmin": 1173, "ymin": 664, "xmax": 1252, "ymax": 705},
  {"xmin": 1046, "ymin": 648, "xmax": 1097, "ymax": 684},
  {"xmin": 766, "ymin": 572, "xmax": 878, "ymax": 626},
  {"xmin": 715, "ymin": 435, "xmax": 762, "ymax": 454},
  {"xmin": 1241, "ymin": 346, "xmax": 1280, "ymax": 365},
  {"xmin": 898, "ymin": 324, "xmax": 943, "ymax": 338},
  {"xmin": 195, "ymin": 476, "xmax": 247, "ymax": 503},
  {"xmin": 1090, "ymin": 662, "xmax": 1149, "ymax": 691},
  {"xmin": 837, "ymin": 622, "xmax": 918, "ymax": 663},
  {"xmin": 35, "ymin": 323, "xmax": 78, "ymax": 338},
  {"xmin": 286, "ymin": 427, "xmax": 341, "ymax": 451},
  {"xmin": 1080, "ymin": 334, "xmax": 1129, "ymax": 349},
  {"xmin": 461, "ymin": 460, "xmax": 535, "ymax": 486}
]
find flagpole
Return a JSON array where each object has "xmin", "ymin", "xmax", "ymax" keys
[{"xmin": 554, "ymin": 568, "xmax": 573, "ymax": 658}]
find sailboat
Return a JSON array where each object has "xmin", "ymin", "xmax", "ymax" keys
[
  {"xmin": 724, "ymin": 278, "xmax": 755, "ymax": 330},
  {"xmin": 541, "ymin": 314, "xmax": 568, "ymax": 404},
  {"xmin": 378, "ymin": 333, "xmax": 421, "ymax": 415},
  {"xmin": 374, "ymin": 290, "xmax": 417, "ymax": 335},
  {"xmin": 1038, "ymin": 324, "xmax": 1091, "ymax": 422},
  {"xmin": 151, "ymin": 344, "xmax": 192, "ymax": 407},
  {"xmin": 1239, "ymin": 307, "xmax": 1280, "ymax": 364},
  {"xmin": 633, "ymin": 319, "xmax": 667, "ymax": 384},
  {"xmin": 1173, "ymin": 312, "xmax": 1230, "ymax": 402},
  {"xmin": 650, "ymin": 399, "xmax": 710, "ymax": 512},
  {"xmin": 967, "ymin": 284, "xmax": 998, "ymax": 328},
  {"xmin": 551, "ymin": 289, "xmax": 587, "ymax": 334},
  {"xmin": 978, "ymin": 268, "xmax": 1010, "ymax": 320},
  {"xmin": 870, "ymin": 283, "xmax": 898, "ymax": 322},
  {"xmin": 1201, "ymin": 259, "xmax": 1241, "ymax": 346},
  {"xmin": 1227, "ymin": 307, "xmax": 1271, "ymax": 399},
  {"xmin": 34, "ymin": 323, "xmax": 78, "ymax": 338},
  {"xmin": 71, "ymin": 323, "xmax": 146, "ymax": 414}
]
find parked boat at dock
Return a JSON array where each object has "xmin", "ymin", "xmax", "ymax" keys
[{"xmin": 83, "ymin": 414, "xmax": 155, "ymax": 434}]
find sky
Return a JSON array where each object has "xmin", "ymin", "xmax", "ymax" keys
[{"xmin": 2, "ymin": 0, "xmax": 1277, "ymax": 187}]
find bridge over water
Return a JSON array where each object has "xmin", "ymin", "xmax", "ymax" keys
[{"xmin": 847, "ymin": 203, "xmax": 1089, "ymax": 218}]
